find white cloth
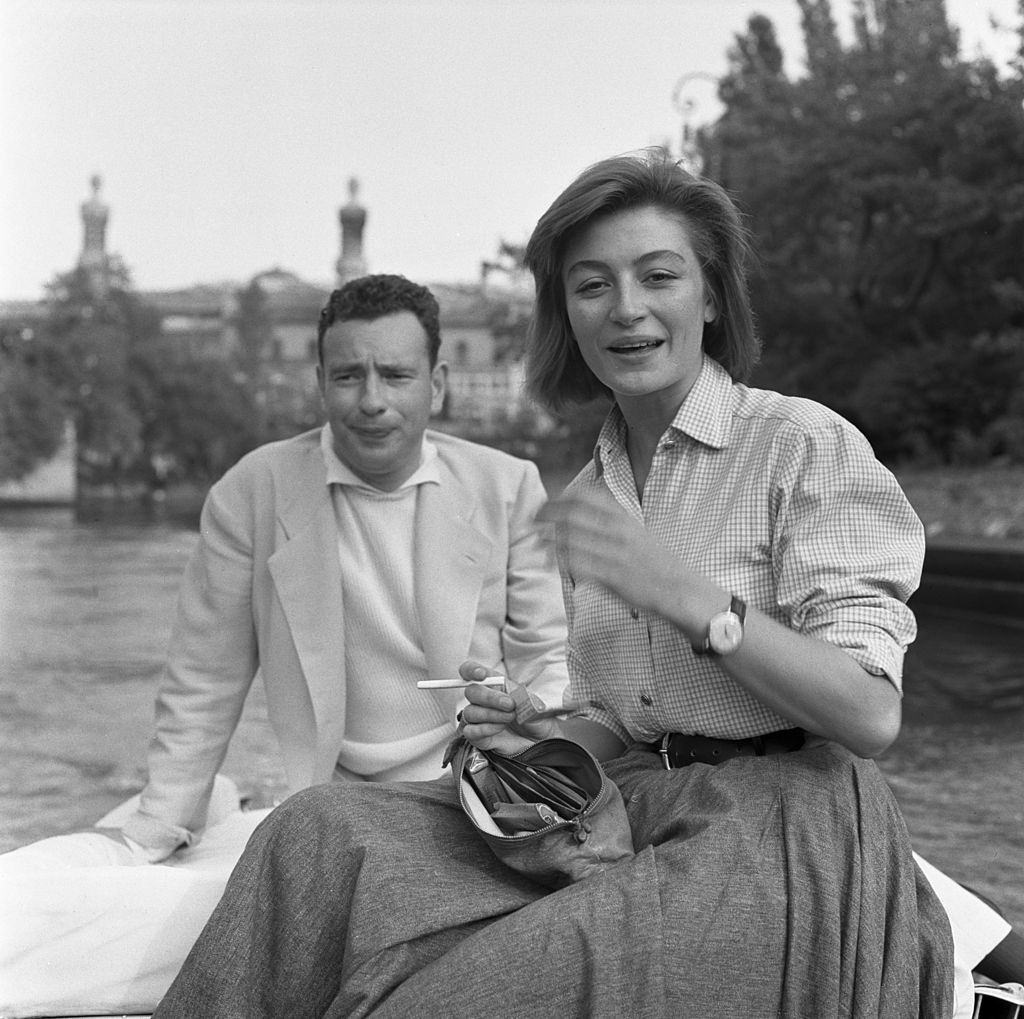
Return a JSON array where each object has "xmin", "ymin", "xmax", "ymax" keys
[
  {"xmin": 914, "ymin": 851, "xmax": 1013, "ymax": 1019},
  {"xmin": 0, "ymin": 777, "xmax": 267, "ymax": 1019}
]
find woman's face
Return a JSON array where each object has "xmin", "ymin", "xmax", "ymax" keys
[{"xmin": 561, "ymin": 204, "xmax": 714, "ymax": 412}]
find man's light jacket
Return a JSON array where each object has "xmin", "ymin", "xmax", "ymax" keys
[{"xmin": 123, "ymin": 428, "xmax": 568, "ymax": 855}]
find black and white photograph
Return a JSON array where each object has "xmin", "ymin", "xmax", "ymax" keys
[{"xmin": 1, "ymin": 1, "xmax": 1022, "ymax": 1016}]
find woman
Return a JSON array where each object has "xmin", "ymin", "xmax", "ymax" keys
[{"xmin": 154, "ymin": 150, "xmax": 953, "ymax": 1018}]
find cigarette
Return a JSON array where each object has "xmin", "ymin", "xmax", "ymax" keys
[{"xmin": 416, "ymin": 676, "xmax": 506, "ymax": 689}]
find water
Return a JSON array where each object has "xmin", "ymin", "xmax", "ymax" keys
[
  {"xmin": 1, "ymin": 507, "xmax": 1021, "ymax": 932},
  {"xmin": 0, "ymin": 506, "xmax": 287, "ymax": 851}
]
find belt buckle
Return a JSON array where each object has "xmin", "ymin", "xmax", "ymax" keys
[{"xmin": 659, "ymin": 733, "xmax": 673, "ymax": 770}]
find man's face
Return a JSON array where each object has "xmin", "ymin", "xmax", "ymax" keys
[{"xmin": 316, "ymin": 311, "xmax": 446, "ymax": 491}]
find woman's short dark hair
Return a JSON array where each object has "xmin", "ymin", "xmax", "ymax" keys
[
  {"xmin": 317, "ymin": 274, "xmax": 442, "ymax": 367},
  {"xmin": 524, "ymin": 148, "xmax": 760, "ymax": 413}
]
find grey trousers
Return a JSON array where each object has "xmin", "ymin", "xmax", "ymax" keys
[{"xmin": 154, "ymin": 742, "xmax": 953, "ymax": 1018}]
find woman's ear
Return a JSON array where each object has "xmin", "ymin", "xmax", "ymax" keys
[{"xmin": 703, "ymin": 291, "xmax": 717, "ymax": 323}]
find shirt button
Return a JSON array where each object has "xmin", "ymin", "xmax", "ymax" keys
[
  {"xmin": 640, "ymin": 693, "xmax": 653, "ymax": 706},
  {"xmin": 630, "ymin": 608, "xmax": 639, "ymax": 620}
]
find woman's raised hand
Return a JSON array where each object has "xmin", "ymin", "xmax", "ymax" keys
[{"xmin": 538, "ymin": 486, "xmax": 672, "ymax": 613}]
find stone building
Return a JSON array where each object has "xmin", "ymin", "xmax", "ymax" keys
[
  {"xmin": 1, "ymin": 175, "xmax": 542, "ymax": 430},
  {"xmin": 142, "ymin": 284, "xmax": 238, "ymax": 360}
]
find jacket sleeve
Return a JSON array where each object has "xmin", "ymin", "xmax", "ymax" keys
[
  {"xmin": 499, "ymin": 461, "xmax": 570, "ymax": 708},
  {"xmin": 121, "ymin": 469, "xmax": 260, "ymax": 859}
]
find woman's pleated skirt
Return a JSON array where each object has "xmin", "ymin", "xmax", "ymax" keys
[{"xmin": 154, "ymin": 740, "xmax": 953, "ymax": 1019}]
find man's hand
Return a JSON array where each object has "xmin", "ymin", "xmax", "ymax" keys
[{"xmin": 92, "ymin": 827, "xmax": 173, "ymax": 865}]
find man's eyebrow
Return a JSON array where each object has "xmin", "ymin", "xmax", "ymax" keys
[
  {"xmin": 374, "ymin": 359, "xmax": 420, "ymax": 371},
  {"xmin": 326, "ymin": 358, "xmax": 418, "ymax": 372}
]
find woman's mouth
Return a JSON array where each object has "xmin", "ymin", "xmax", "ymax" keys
[{"xmin": 608, "ymin": 339, "xmax": 663, "ymax": 354}]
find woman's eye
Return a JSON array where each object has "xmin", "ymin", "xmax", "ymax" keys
[{"xmin": 645, "ymin": 270, "xmax": 676, "ymax": 284}]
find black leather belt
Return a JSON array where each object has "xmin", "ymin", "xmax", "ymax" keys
[{"xmin": 652, "ymin": 728, "xmax": 805, "ymax": 769}]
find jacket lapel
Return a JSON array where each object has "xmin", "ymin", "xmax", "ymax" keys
[
  {"xmin": 415, "ymin": 465, "xmax": 492, "ymax": 683},
  {"xmin": 267, "ymin": 444, "xmax": 347, "ymax": 759},
  {"xmin": 265, "ymin": 438, "xmax": 494, "ymax": 779}
]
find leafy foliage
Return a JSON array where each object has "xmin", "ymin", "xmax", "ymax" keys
[
  {"xmin": 705, "ymin": 0, "xmax": 1024, "ymax": 462},
  {"xmin": 234, "ymin": 279, "xmax": 274, "ymax": 382},
  {"xmin": 0, "ymin": 355, "xmax": 67, "ymax": 483},
  {"xmin": 1, "ymin": 265, "xmax": 273, "ymax": 488},
  {"xmin": 128, "ymin": 337, "xmax": 263, "ymax": 486}
]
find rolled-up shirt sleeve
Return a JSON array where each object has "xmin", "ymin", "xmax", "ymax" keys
[{"xmin": 771, "ymin": 416, "xmax": 925, "ymax": 690}]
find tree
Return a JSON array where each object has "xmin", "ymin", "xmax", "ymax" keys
[
  {"xmin": 2, "ymin": 262, "xmax": 271, "ymax": 491},
  {"xmin": 704, "ymin": 0, "xmax": 1024, "ymax": 462},
  {"xmin": 233, "ymin": 279, "xmax": 274, "ymax": 382},
  {"xmin": 0, "ymin": 355, "xmax": 66, "ymax": 483},
  {"xmin": 37, "ymin": 263, "xmax": 161, "ymax": 486},
  {"xmin": 129, "ymin": 339, "xmax": 262, "ymax": 485},
  {"xmin": 851, "ymin": 330, "xmax": 1024, "ymax": 462}
]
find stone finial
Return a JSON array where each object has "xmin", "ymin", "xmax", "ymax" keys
[
  {"xmin": 79, "ymin": 174, "xmax": 111, "ymax": 298},
  {"xmin": 80, "ymin": 174, "xmax": 109, "ymax": 264},
  {"xmin": 336, "ymin": 176, "xmax": 367, "ymax": 285}
]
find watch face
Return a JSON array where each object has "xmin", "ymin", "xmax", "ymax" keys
[{"xmin": 709, "ymin": 611, "xmax": 743, "ymax": 654}]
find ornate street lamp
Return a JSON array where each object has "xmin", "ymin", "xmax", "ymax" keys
[{"xmin": 671, "ymin": 72, "xmax": 719, "ymax": 174}]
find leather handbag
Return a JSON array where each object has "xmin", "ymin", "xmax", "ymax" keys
[{"xmin": 443, "ymin": 734, "xmax": 634, "ymax": 889}]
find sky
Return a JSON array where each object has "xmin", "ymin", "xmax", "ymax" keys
[{"xmin": 1, "ymin": 0, "xmax": 1019, "ymax": 301}]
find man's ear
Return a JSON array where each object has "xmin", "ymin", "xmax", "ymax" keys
[{"xmin": 431, "ymin": 361, "xmax": 448, "ymax": 415}]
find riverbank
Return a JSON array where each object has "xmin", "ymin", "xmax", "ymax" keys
[
  {"xmin": 896, "ymin": 465, "xmax": 1024, "ymax": 544},
  {"xmin": 544, "ymin": 462, "xmax": 1024, "ymax": 546},
  {"xmin": 19, "ymin": 463, "xmax": 1024, "ymax": 548}
]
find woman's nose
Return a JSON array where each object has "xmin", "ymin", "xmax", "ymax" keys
[{"xmin": 610, "ymin": 281, "xmax": 645, "ymax": 325}]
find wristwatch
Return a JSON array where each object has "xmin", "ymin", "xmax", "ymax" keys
[{"xmin": 692, "ymin": 595, "xmax": 746, "ymax": 656}]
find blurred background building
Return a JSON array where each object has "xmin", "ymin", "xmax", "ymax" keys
[
  {"xmin": 85, "ymin": 175, "xmax": 529, "ymax": 420},
  {"xmin": 0, "ymin": 175, "xmax": 547, "ymax": 504}
]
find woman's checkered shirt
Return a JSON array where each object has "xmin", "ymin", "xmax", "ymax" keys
[{"xmin": 561, "ymin": 356, "xmax": 925, "ymax": 746}]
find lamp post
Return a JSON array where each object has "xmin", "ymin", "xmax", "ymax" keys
[{"xmin": 671, "ymin": 72, "xmax": 719, "ymax": 174}]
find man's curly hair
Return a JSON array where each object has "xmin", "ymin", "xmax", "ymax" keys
[{"xmin": 317, "ymin": 274, "xmax": 442, "ymax": 366}]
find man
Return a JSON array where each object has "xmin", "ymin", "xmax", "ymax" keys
[
  {"xmin": 120, "ymin": 272, "xmax": 567, "ymax": 859},
  {"xmin": 0, "ymin": 274, "xmax": 568, "ymax": 1017}
]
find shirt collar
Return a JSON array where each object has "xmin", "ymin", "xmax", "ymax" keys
[
  {"xmin": 593, "ymin": 355, "xmax": 734, "ymax": 474},
  {"xmin": 319, "ymin": 423, "xmax": 441, "ymax": 492}
]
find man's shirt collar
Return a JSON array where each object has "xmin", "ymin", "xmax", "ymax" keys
[{"xmin": 319, "ymin": 423, "xmax": 441, "ymax": 492}]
